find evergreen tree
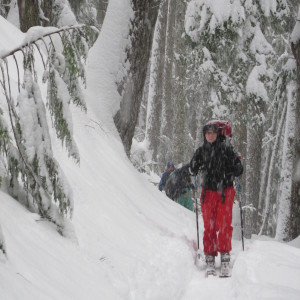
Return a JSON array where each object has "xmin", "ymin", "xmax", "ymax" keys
[
  {"xmin": 172, "ymin": 0, "xmax": 188, "ymax": 165},
  {"xmin": 284, "ymin": 6, "xmax": 300, "ymax": 240},
  {"xmin": 114, "ymin": 0, "xmax": 160, "ymax": 157},
  {"xmin": 144, "ymin": 0, "xmax": 168, "ymax": 172},
  {"xmin": 0, "ymin": 0, "xmax": 10, "ymax": 18},
  {"xmin": 68, "ymin": 0, "xmax": 108, "ymax": 29},
  {"xmin": 184, "ymin": 0, "xmax": 297, "ymax": 238},
  {"xmin": 0, "ymin": 23, "xmax": 98, "ymax": 236},
  {"xmin": 130, "ymin": 0, "xmax": 168, "ymax": 174}
]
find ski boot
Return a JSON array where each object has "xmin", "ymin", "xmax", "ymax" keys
[
  {"xmin": 205, "ymin": 255, "xmax": 217, "ymax": 277},
  {"xmin": 220, "ymin": 253, "xmax": 231, "ymax": 277}
]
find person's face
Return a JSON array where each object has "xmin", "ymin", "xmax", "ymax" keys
[
  {"xmin": 205, "ymin": 129, "xmax": 217, "ymax": 143},
  {"xmin": 168, "ymin": 165, "xmax": 173, "ymax": 172}
]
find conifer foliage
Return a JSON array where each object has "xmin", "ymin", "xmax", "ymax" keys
[
  {"xmin": 132, "ymin": 0, "xmax": 300, "ymax": 240},
  {"xmin": 183, "ymin": 0, "xmax": 298, "ymax": 239},
  {"xmin": 0, "ymin": 25, "xmax": 98, "ymax": 235}
]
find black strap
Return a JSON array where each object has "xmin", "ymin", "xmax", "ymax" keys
[
  {"xmin": 201, "ymin": 186, "xmax": 206, "ymax": 204},
  {"xmin": 221, "ymin": 186, "xmax": 225, "ymax": 204}
]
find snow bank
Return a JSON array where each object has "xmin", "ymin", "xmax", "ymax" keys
[
  {"xmin": 288, "ymin": 235, "xmax": 300, "ymax": 249},
  {"xmin": 0, "ymin": 191, "xmax": 123, "ymax": 300},
  {"xmin": 233, "ymin": 240, "xmax": 300, "ymax": 300}
]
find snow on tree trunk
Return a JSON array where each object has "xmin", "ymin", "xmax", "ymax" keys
[
  {"xmin": 260, "ymin": 101, "xmax": 287, "ymax": 236},
  {"xmin": 144, "ymin": 0, "xmax": 168, "ymax": 169},
  {"xmin": 258, "ymin": 108, "xmax": 278, "ymax": 214},
  {"xmin": 40, "ymin": 0, "xmax": 53, "ymax": 26},
  {"xmin": 172, "ymin": 0, "xmax": 186, "ymax": 165},
  {"xmin": 0, "ymin": 0, "xmax": 10, "ymax": 18},
  {"xmin": 288, "ymin": 13, "xmax": 300, "ymax": 240},
  {"xmin": 245, "ymin": 125, "xmax": 263, "ymax": 238},
  {"xmin": 275, "ymin": 83, "xmax": 296, "ymax": 240},
  {"xmin": 114, "ymin": 0, "xmax": 160, "ymax": 157},
  {"xmin": 158, "ymin": 0, "xmax": 176, "ymax": 165}
]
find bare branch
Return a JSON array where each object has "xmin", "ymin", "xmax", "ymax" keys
[
  {"xmin": 48, "ymin": 35, "xmax": 56, "ymax": 53},
  {"xmin": 13, "ymin": 54, "xmax": 21, "ymax": 93},
  {"xmin": 33, "ymin": 42, "xmax": 46, "ymax": 70},
  {"xmin": 38, "ymin": 37, "xmax": 50, "ymax": 57},
  {"xmin": 4, "ymin": 60, "xmax": 12, "ymax": 104}
]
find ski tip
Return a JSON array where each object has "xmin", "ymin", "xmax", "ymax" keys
[
  {"xmin": 205, "ymin": 271, "xmax": 217, "ymax": 277},
  {"xmin": 219, "ymin": 274, "xmax": 232, "ymax": 278}
]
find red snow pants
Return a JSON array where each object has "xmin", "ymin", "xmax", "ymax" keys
[{"xmin": 200, "ymin": 186, "xmax": 235, "ymax": 256}]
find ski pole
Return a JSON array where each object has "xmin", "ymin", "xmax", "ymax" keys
[
  {"xmin": 238, "ymin": 176, "xmax": 244, "ymax": 251},
  {"xmin": 193, "ymin": 175, "xmax": 200, "ymax": 251}
]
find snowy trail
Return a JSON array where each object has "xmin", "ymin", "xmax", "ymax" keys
[{"xmin": 182, "ymin": 238, "xmax": 300, "ymax": 300}]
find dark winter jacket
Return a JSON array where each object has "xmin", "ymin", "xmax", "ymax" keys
[
  {"xmin": 189, "ymin": 138, "xmax": 243, "ymax": 199},
  {"xmin": 165, "ymin": 164, "xmax": 194, "ymax": 200},
  {"xmin": 159, "ymin": 169, "xmax": 173, "ymax": 191}
]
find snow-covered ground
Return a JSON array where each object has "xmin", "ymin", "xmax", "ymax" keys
[{"xmin": 1, "ymin": 3, "xmax": 300, "ymax": 299}]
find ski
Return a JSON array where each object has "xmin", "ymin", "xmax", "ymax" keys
[
  {"xmin": 205, "ymin": 262, "xmax": 217, "ymax": 277},
  {"xmin": 206, "ymin": 270, "xmax": 217, "ymax": 277},
  {"xmin": 219, "ymin": 274, "xmax": 231, "ymax": 278},
  {"xmin": 219, "ymin": 265, "xmax": 232, "ymax": 278}
]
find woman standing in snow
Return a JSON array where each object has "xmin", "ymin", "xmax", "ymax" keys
[{"xmin": 189, "ymin": 122, "xmax": 243, "ymax": 276}]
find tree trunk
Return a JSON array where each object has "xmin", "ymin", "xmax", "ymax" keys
[
  {"xmin": 68, "ymin": 0, "xmax": 85, "ymax": 15},
  {"xmin": 114, "ymin": 0, "xmax": 160, "ymax": 157},
  {"xmin": 93, "ymin": 0, "xmax": 108, "ymax": 27},
  {"xmin": 158, "ymin": 0, "xmax": 176, "ymax": 166},
  {"xmin": 172, "ymin": 0, "xmax": 186, "ymax": 165},
  {"xmin": 0, "ymin": 0, "xmax": 10, "ymax": 18},
  {"xmin": 144, "ymin": 0, "xmax": 168, "ymax": 171},
  {"xmin": 40, "ymin": 0, "xmax": 53, "ymax": 26},
  {"xmin": 258, "ymin": 106, "xmax": 278, "ymax": 212},
  {"xmin": 275, "ymin": 88, "xmax": 296, "ymax": 240},
  {"xmin": 17, "ymin": 0, "xmax": 40, "ymax": 32},
  {"xmin": 161, "ymin": 0, "xmax": 175, "ymax": 138},
  {"xmin": 244, "ymin": 125, "xmax": 263, "ymax": 238},
  {"xmin": 260, "ymin": 102, "xmax": 287, "ymax": 237},
  {"xmin": 288, "ymin": 39, "xmax": 300, "ymax": 240}
]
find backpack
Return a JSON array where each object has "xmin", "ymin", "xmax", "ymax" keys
[{"xmin": 165, "ymin": 164, "xmax": 193, "ymax": 200}]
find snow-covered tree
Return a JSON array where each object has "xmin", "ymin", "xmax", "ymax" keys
[
  {"xmin": 15, "ymin": 0, "xmax": 80, "ymax": 31},
  {"xmin": 184, "ymin": 0, "xmax": 298, "ymax": 238},
  {"xmin": 172, "ymin": 0, "xmax": 189, "ymax": 165},
  {"xmin": 68, "ymin": 0, "xmax": 108, "ymax": 29},
  {"xmin": 130, "ymin": 0, "xmax": 168, "ymax": 174},
  {"xmin": 283, "ymin": 6, "xmax": 300, "ymax": 240},
  {"xmin": 114, "ymin": 0, "xmax": 160, "ymax": 156},
  {"xmin": 131, "ymin": 0, "xmax": 192, "ymax": 175},
  {"xmin": 0, "ymin": 0, "xmax": 10, "ymax": 18},
  {"xmin": 0, "ymin": 24, "xmax": 98, "ymax": 235}
]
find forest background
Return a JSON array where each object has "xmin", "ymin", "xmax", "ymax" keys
[{"xmin": 0, "ymin": 0, "xmax": 300, "ymax": 248}]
